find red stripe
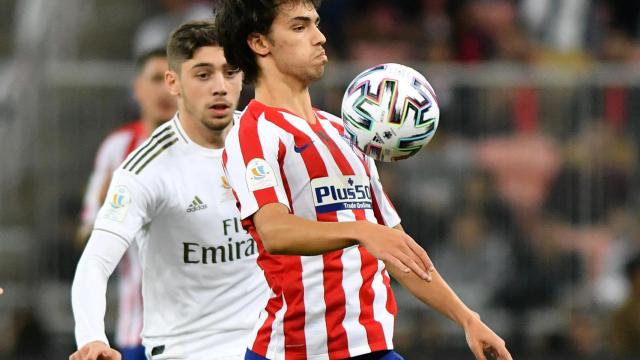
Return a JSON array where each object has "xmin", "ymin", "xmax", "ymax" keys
[
  {"xmin": 358, "ymin": 247, "xmax": 388, "ymax": 351},
  {"xmin": 253, "ymin": 292, "xmax": 285, "ymax": 355}
]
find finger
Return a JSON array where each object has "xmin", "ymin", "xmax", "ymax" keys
[
  {"xmin": 107, "ymin": 349, "xmax": 122, "ymax": 360},
  {"xmin": 406, "ymin": 238, "xmax": 434, "ymax": 275},
  {"xmin": 470, "ymin": 343, "xmax": 487, "ymax": 360},
  {"xmin": 497, "ymin": 347, "xmax": 513, "ymax": 360},
  {"xmin": 396, "ymin": 253, "xmax": 429, "ymax": 280},
  {"xmin": 388, "ymin": 256, "xmax": 412, "ymax": 273}
]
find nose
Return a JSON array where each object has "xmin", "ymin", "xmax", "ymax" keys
[
  {"xmin": 211, "ymin": 72, "xmax": 228, "ymax": 96},
  {"xmin": 313, "ymin": 23, "xmax": 326, "ymax": 46}
]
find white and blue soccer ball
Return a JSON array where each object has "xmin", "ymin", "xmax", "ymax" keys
[{"xmin": 341, "ymin": 63, "xmax": 440, "ymax": 162}]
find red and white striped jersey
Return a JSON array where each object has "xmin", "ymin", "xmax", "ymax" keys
[
  {"xmin": 81, "ymin": 121, "xmax": 146, "ymax": 348},
  {"xmin": 222, "ymin": 100, "xmax": 401, "ymax": 359}
]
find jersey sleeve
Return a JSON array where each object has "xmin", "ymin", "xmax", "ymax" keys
[
  {"xmin": 72, "ymin": 169, "xmax": 155, "ymax": 348},
  {"xmin": 367, "ymin": 157, "xmax": 401, "ymax": 228},
  {"xmin": 72, "ymin": 229, "xmax": 129, "ymax": 347},
  {"xmin": 222, "ymin": 116, "xmax": 290, "ymax": 219},
  {"xmin": 92, "ymin": 169, "xmax": 155, "ymax": 243}
]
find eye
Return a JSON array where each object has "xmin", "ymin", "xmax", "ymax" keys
[
  {"xmin": 225, "ymin": 69, "xmax": 241, "ymax": 78},
  {"xmin": 293, "ymin": 25, "xmax": 305, "ymax": 32},
  {"xmin": 196, "ymin": 72, "xmax": 210, "ymax": 80}
]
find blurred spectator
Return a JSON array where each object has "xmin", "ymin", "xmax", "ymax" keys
[
  {"xmin": 544, "ymin": 309, "xmax": 606, "ymax": 359},
  {"xmin": 417, "ymin": 0, "xmax": 453, "ymax": 62},
  {"xmin": 345, "ymin": 0, "xmax": 422, "ymax": 65},
  {"xmin": 610, "ymin": 252, "xmax": 640, "ymax": 358},
  {"xmin": 519, "ymin": 0, "xmax": 593, "ymax": 54},
  {"xmin": 133, "ymin": 0, "xmax": 212, "ymax": 56},
  {"xmin": 494, "ymin": 216, "xmax": 583, "ymax": 312},
  {"xmin": 433, "ymin": 210, "xmax": 511, "ymax": 312},
  {"xmin": 453, "ymin": 0, "xmax": 531, "ymax": 62},
  {"xmin": 476, "ymin": 131, "xmax": 562, "ymax": 220}
]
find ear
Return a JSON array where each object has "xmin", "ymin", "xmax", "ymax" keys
[
  {"xmin": 165, "ymin": 69, "xmax": 180, "ymax": 96},
  {"xmin": 247, "ymin": 32, "xmax": 271, "ymax": 57}
]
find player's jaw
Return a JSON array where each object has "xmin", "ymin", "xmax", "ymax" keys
[{"xmin": 199, "ymin": 98, "xmax": 235, "ymax": 131}]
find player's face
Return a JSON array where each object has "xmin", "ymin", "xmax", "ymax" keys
[
  {"xmin": 134, "ymin": 57, "xmax": 176, "ymax": 126},
  {"xmin": 178, "ymin": 46, "xmax": 242, "ymax": 131},
  {"xmin": 267, "ymin": 2, "xmax": 327, "ymax": 83}
]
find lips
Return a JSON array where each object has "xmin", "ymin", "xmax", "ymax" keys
[{"xmin": 207, "ymin": 101, "xmax": 231, "ymax": 117}]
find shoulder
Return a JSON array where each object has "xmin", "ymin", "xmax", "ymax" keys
[
  {"xmin": 315, "ymin": 109, "xmax": 345, "ymax": 135},
  {"xmin": 315, "ymin": 109, "xmax": 343, "ymax": 126},
  {"xmin": 118, "ymin": 121, "xmax": 180, "ymax": 177}
]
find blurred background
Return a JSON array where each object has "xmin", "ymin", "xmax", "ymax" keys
[{"xmin": 1, "ymin": 0, "xmax": 640, "ymax": 359}]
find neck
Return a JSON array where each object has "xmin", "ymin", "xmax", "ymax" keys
[
  {"xmin": 177, "ymin": 110, "xmax": 229, "ymax": 149},
  {"xmin": 254, "ymin": 72, "xmax": 316, "ymax": 124}
]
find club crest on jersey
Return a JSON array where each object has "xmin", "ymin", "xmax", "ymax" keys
[
  {"xmin": 245, "ymin": 158, "xmax": 277, "ymax": 191},
  {"xmin": 99, "ymin": 185, "xmax": 131, "ymax": 222},
  {"xmin": 310, "ymin": 175, "xmax": 372, "ymax": 213}
]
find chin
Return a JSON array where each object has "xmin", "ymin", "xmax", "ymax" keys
[{"xmin": 204, "ymin": 117, "xmax": 233, "ymax": 132}]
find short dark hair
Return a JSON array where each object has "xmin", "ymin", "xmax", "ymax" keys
[
  {"xmin": 166, "ymin": 21, "xmax": 219, "ymax": 73},
  {"xmin": 214, "ymin": 0, "xmax": 322, "ymax": 84},
  {"xmin": 135, "ymin": 47, "xmax": 167, "ymax": 72}
]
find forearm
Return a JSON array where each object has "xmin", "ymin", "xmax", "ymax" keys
[
  {"xmin": 72, "ymin": 230, "xmax": 128, "ymax": 347},
  {"xmin": 387, "ymin": 262, "xmax": 476, "ymax": 328},
  {"xmin": 255, "ymin": 208, "xmax": 362, "ymax": 255}
]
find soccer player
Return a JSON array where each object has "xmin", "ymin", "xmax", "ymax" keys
[
  {"xmin": 70, "ymin": 21, "xmax": 268, "ymax": 360},
  {"xmin": 75, "ymin": 47, "xmax": 176, "ymax": 360},
  {"xmin": 215, "ymin": 1, "xmax": 513, "ymax": 359}
]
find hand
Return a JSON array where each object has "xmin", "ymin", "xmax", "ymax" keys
[
  {"xmin": 355, "ymin": 222, "xmax": 434, "ymax": 281},
  {"xmin": 0, "ymin": 287, "xmax": 3, "ymax": 295},
  {"xmin": 463, "ymin": 316, "xmax": 512, "ymax": 360},
  {"xmin": 69, "ymin": 341, "xmax": 121, "ymax": 360}
]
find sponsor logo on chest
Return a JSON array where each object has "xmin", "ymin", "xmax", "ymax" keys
[{"xmin": 311, "ymin": 175, "xmax": 372, "ymax": 213}]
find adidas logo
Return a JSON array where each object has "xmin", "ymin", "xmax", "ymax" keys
[{"xmin": 186, "ymin": 196, "xmax": 208, "ymax": 213}]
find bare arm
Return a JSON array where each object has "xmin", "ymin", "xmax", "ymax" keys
[
  {"xmin": 387, "ymin": 264, "xmax": 512, "ymax": 360},
  {"xmin": 253, "ymin": 203, "xmax": 434, "ymax": 280}
]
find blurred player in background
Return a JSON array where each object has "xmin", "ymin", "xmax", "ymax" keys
[
  {"xmin": 74, "ymin": 47, "xmax": 176, "ymax": 360},
  {"xmin": 215, "ymin": 1, "xmax": 512, "ymax": 359},
  {"xmin": 70, "ymin": 21, "xmax": 268, "ymax": 360}
]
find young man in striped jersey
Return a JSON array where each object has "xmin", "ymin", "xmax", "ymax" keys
[
  {"xmin": 75, "ymin": 47, "xmax": 176, "ymax": 360},
  {"xmin": 70, "ymin": 21, "xmax": 269, "ymax": 360},
  {"xmin": 215, "ymin": 1, "xmax": 513, "ymax": 359}
]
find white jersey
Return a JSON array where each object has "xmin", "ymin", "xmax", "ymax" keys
[
  {"xmin": 72, "ymin": 114, "xmax": 268, "ymax": 360},
  {"xmin": 80, "ymin": 121, "xmax": 147, "ymax": 348}
]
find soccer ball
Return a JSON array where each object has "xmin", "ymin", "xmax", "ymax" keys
[{"xmin": 341, "ymin": 63, "xmax": 439, "ymax": 162}]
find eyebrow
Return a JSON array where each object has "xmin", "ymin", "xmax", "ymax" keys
[
  {"xmin": 289, "ymin": 15, "xmax": 320, "ymax": 24},
  {"xmin": 191, "ymin": 63, "xmax": 213, "ymax": 70}
]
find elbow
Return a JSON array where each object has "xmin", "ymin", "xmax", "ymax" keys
[{"xmin": 259, "ymin": 232, "xmax": 287, "ymax": 255}]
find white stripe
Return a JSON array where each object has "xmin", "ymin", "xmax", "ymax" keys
[
  {"xmin": 267, "ymin": 296, "xmax": 287, "ymax": 360},
  {"xmin": 300, "ymin": 255, "xmax": 329, "ymax": 358},
  {"xmin": 371, "ymin": 262, "xmax": 395, "ymax": 348},
  {"xmin": 338, "ymin": 241, "xmax": 369, "ymax": 354}
]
